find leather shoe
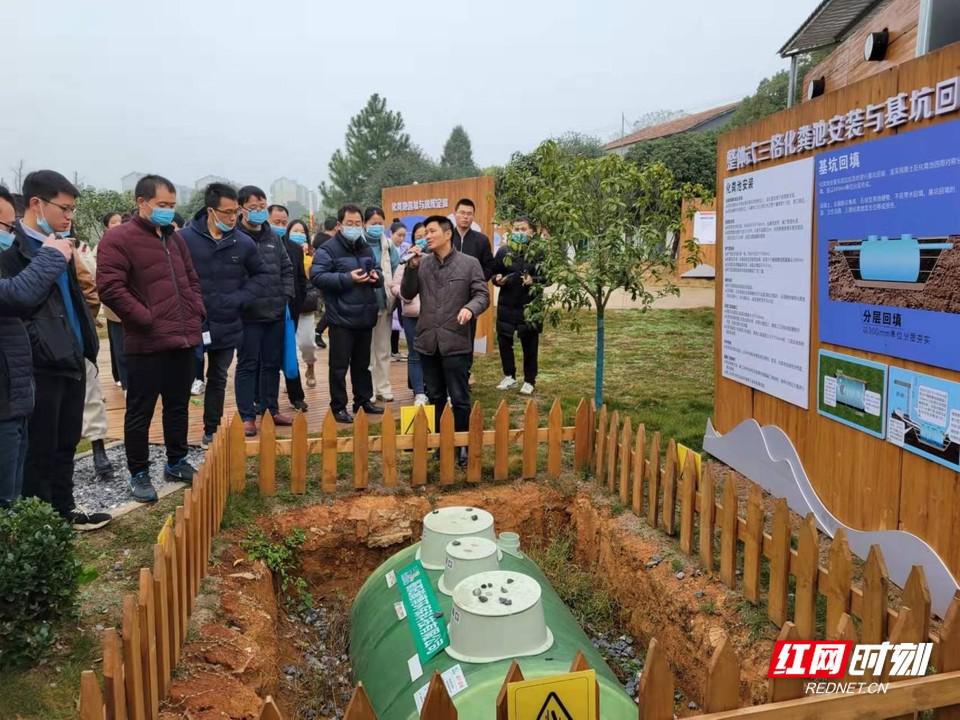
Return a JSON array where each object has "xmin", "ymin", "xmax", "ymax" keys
[
  {"xmin": 457, "ymin": 447, "xmax": 468, "ymax": 468},
  {"xmin": 272, "ymin": 413, "xmax": 294, "ymax": 427},
  {"xmin": 291, "ymin": 400, "xmax": 309, "ymax": 412},
  {"xmin": 333, "ymin": 409, "xmax": 353, "ymax": 424},
  {"xmin": 353, "ymin": 401, "xmax": 384, "ymax": 415},
  {"xmin": 243, "ymin": 419, "xmax": 257, "ymax": 437}
]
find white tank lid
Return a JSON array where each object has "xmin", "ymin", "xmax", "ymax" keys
[
  {"xmin": 438, "ymin": 537, "xmax": 500, "ymax": 596},
  {"xmin": 417, "ymin": 506, "xmax": 496, "ymax": 570}
]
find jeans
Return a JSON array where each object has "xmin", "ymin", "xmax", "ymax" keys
[
  {"xmin": 498, "ymin": 328, "xmax": 540, "ymax": 385},
  {"xmin": 402, "ymin": 315, "xmax": 424, "ymax": 395},
  {"xmin": 194, "ymin": 344, "xmax": 205, "ymax": 381},
  {"xmin": 0, "ymin": 416, "xmax": 29, "ymax": 506},
  {"xmin": 23, "ymin": 373, "xmax": 85, "ymax": 516},
  {"xmin": 421, "ymin": 351, "xmax": 471, "ymax": 432},
  {"xmin": 328, "ymin": 325, "xmax": 373, "ymax": 412},
  {"xmin": 107, "ymin": 320, "xmax": 127, "ymax": 389},
  {"xmin": 202, "ymin": 347, "xmax": 234, "ymax": 435},
  {"xmin": 125, "ymin": 349, "xmax": 194, "ymax": 476},
  {"xmin": 235, "ymin": 320, "xmax": 284, "ymax": 420}
]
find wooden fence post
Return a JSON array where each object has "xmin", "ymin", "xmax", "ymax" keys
[
  {"xmin": 835, "ymin": 613, "xmax": 858, "ymax": 684},
  {"xmin": 173, "ymin": 506, "xmax": 188, "ymax": 648},
  {"xmin": 699, "ymin": 464, "xmax": 716, "ymax": 572},
  {"xmin": 638, "ymin": 637, "xmax": 673, "ymax": 720},
  {"xmin": 936, "ymin": 592, "xmax": 960, "ymax": 720},
  {"xmin": 354, "ymin": 408, "xmax": 370, "ymax": 489},
  {"xmin": 229, "ymin": 413, "xmax": 246, "ymax": 492},
  {"xmin": 153, "ymin": 544, "xmax": 171, "ymax": 698},
  {"xmin": 522, "ymin": 399, "xmax": 539, "ymax": 479},
  {"xmin": 382, "ymin": 406, "xmax": 398, "ymax": 488},
  {"xmin": 862, "ymin": 545, "xmax": 889, "ymax": 644},
  {"xmin": 794, "ymin": 513, "xmax": 819, "ymax": 639},
  {"xmin": 322, "ymin": 411, "xmax": 338, "ymax": 493},
  {"xmin": 679, "ymin": 450, "xmax": 696, "ymax": 555},
  {"xmin": 660, "ymin": 437, "xmax": 675, "ymax": 535},
  {"xmin": 122, "ymin": 594, "xmax": 146, "ymax": 720},
  {"xmin": 439, "ymin": 404, "xmax": 456, "ymax": 485},
  {"xmin": 594, "ymin": 405, "xmax": 607, "ymax": 482},
  {"xmin": 826, "ymin": 528, "xmax": 852, "ymax": 639},
  {"xmin": 704, "ymin": 633, "xmax": 740, "ymax": 712},
  {"xmin": 902, "ymin": 565, "xmax": 932, "ymax": 643},
  {"xmin": 260, "ymin": 696, "xmax": 284, "ymax": 720},
  {"xmin": 345, "ymin": 682, "xmax": 378, "ymax": 719},
  {"xmin": 467, "ymin": 402, "xmax": 483, "ymax": 483},
  {"xmin": 547, "ymin": 398, "xmax": 562, "ymax": 479},
  {"xmin": 618, "ymin": 416, "xmax": 632, "ymax": 506},
  {"xmin": 573, "ymin": 398, "xmax": 590, "ymax": 471},
  {"xmin": 103, "ymin": 627, "xmax": 127, "ymax": 720},
  {"xmin": 632, "ymin": 424, "xmax": 646, "ymax": 517},
  {"xmin": 769, "ymin": 623, "xmax": 804, "ymax": 702},
  {"xmin": 768, "ymin": 498, "xmax": 791, "ymax": 628},
  {"xmin": 138, "ymin": 569, "xmax": 159, "ymax": 720},
  {"xmin": 182, "ymin": 492, "xmax": 195, "ymax": 614},
  {"xmin": 420, "ymin": 671, "xmax": 457, "ymax": 719},
  {"xmin": 569, "ymin": 651, "xmax": 600, "ymax": 718},
  {"xmin": 743, "ymin": 484, "xmax": 764, "ymax": 604},
  {"xmin": 496, "ymin": 661, "xmax": 524, "ymax": 720},
  {"xmin": 494, "ymin": 400, "xmax": 509, "ymax": 481},
  {"xmin": 259, "ymin": 411, "xmax": 276, "ymax": 496},
  {"xmin": 79, "ymin": 670, "xmax": 106, "ymax": 720},
  {"xmin": 605, "ymin": 410, "xmax": 619, "ymax": 493},
  {"xmin": 719, "ymin": 475, "xmax": 738, "ymax": 589},
  {"xmin": 291, "ymin": 412, "xmax": 307, "ymax": 494},
  {"xmin": 412, "ymin": 406, "xmax": 429, "ymax": 486}
]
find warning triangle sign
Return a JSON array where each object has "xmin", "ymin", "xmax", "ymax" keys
[{"xmin": 536, "ymin": 691, "xmax": 574, "ymax": 720}]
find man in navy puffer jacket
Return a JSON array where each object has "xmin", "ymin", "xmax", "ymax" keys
[{"xmin": 180, "ymin": 183, "xmax": 267, "ymax": 448}]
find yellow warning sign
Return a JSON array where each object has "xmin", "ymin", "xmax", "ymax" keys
[
  {"xmin": 677, "ymin": 443, "xmax": 702, "ymax": 479},
  {"xmin": 507, "ymin": 669, "xmax": 597, "ymax": 720},
  {"xmin": 400, "ymin": 405, "xmax": 436, "ymax": 435}
]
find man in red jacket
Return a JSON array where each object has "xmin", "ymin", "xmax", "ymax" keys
[{"xmin": 97, "ymin": 175, "xmax": 205, "ymax": 503}]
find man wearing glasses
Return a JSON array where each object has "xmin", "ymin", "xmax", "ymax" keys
[
  {"xmin": 451, "ymin": 198, "xmax": 494, "ymax": 383},
  {"xmin": 180, "ymin": 183, "xmax": 267, "ymax": 448},
  {"xmin": 0, "ymin": 170, "xmax": 110, "ymax": 530}
]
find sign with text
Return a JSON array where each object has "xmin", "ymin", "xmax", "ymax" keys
[
  {"xmin": 397, "ymin": 560, "xmax": 449, "ymax": 663},
  {"xmin": 721, "ymin": 157, "xmax": 814, "ymax": 408},
  {"xmin": 817, "ymin": 121, "xmax": 960, "ymax": 370},
  {"xmin": 817, "ymin": 350, "xmax": 887, "ymax": 439},
  {"xmin": 507, "ymin": 670, "xmax": 598, "ymax": 720},
  {"xmin": 887, "ymin": 366, "xmax": 960, "ymax": 473}
]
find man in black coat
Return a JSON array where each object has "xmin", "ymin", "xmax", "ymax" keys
[
  {"xmin": 452, "ymin": 198, "xmax": 494, "ymax": 378},
  {"xmin": 0, "ymin": 184, "xmax": 76, "ymax": 507},
  {"xmin": 180, "ymin": 183, "xmax": 267, "ymax": 447},
  {"xmin": 268, "ymin": 204, "xmax": 308, "ymax": 412},
  {"xmin": 310, "ymin": 203, "xmax": 383, "ymax": 424}
]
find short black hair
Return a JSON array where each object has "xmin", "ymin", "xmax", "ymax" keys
[
  {"xmin": 23, "ymin": 170, "xmax": 80, "ymax": 205},
  {"xmin": 513, "ymin": 215, "xmax": 537, "ymax": 232},
  {"xmin": 363, "ymin": 206, "xmax": 385, "ymax": 223},
  {"xmin": 101, "ymin": 211, "xmax": 121, "ymax": 228},
  {"xmin": 390, "ymin": 221, "xmax": 405, "ymax": 234},
  {"xmin": 411, "ymin": 221, "xmax": 425, "ymax": 237},
  {"xmin": 323, "ymin": 216, "xmax": 338, "ymax": 231},
  {"xmin": 455, "ymin": 198, "xmax": 475, "ymax": 211},
  {"xmin": 312, "ymin": 231, "xmax": 331, "ymax": 250},
  {"xmin": 134, "ymin": 174, "xmax": 176, "ymax": 201},
  {"xmin": 0, "ymin": 184, "xmax": 14, "ymax": 210},
  {"xmin": 268, "ymin": 204, "xmax": 289, "ymax": 216},
  {"xmin": 337, "ymin": 203, "xmax": 363, "ymax": 222},
  {"xmin": 238, "ymin": 185, "xmax": 266, "ymax": 206},
  {"xmin": 172, "ymin": 213, "xmax": 185, "ymax": 228},
  {"xmin": 424, "ymin": 215, "xmax": 453, "ymax": 235},
  {"xmin": 286, "ymin": 219, "xmax": 309, "ymax": 238},
  {"xmin": 204, "ymin": 182, "xmax": 237, "ymax": 209}
]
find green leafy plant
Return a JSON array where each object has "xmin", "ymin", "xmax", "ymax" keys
[
  {"xmin": 241, "ymin": 526, "xmax": 312, "ymax": 610},
  {"xmin": 0, "ymin": 498, "xmax": 81, "ymax": 668}
]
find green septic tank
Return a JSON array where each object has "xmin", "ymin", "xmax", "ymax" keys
[{"xmin": 349, "ymin": 508, "xmax": 637, "ymax": 720}]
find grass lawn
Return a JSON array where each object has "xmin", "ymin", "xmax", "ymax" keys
[{"xmin": 4, "ymin": 306, "xmax": 714, "ymax": 718}]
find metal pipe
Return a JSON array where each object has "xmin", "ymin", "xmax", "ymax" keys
[{"xmin": 787, "ymin": 55, "xmax": 799, "ymax": 108}]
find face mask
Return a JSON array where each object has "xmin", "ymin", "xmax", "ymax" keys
[
  {"xmin": 271, "ymin": 224, "xmax": 286, "ymax": 237},
  {"xmin": 510, "ymin": 232, "xmax": 528, "ymax": 244},
  {"xmin": 290, "ymin": 232, "xmax": 307, "ymax": 245},
  {"xmin": 246, "ymin": 209, "xmax": 268, "ymax": 225},
  {"xmin": 342, "ymin": 226, "xmax": 363, "ymax": 242},
  {"xmin": 415, "ymin": 238, "xmax": 427, "ymax": 250},
  {"xmin": 0, "ymin": 230, "xmax": 14, "ymax": 250},
  {"xmin": 149, "ymin": 207, "xmax": 176, "ymax": 227},
  {"xmin": 210, "ymin": 209, "xmax": 234, "ymax": 233},
  {"xmin": 365, "ymin": 224, "xmax": 384, "ymax": 240},
  {"xmin": 37, "ymin": 208, "xmax": 53, "ymax": 235},
  {"xmin": 57, "ymin": 231, "xmax": 71, "ymax": 239}
]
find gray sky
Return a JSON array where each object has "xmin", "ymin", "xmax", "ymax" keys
[{"xmin": 1, "ymin": 0, "xmax": 818, "ymax": 195}]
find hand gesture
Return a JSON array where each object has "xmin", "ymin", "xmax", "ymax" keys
[
  {"xmin": 367, "ymin": 269, "xmax": 380, "ymax": 284},
  {"xmin": 43, "ymin": 235, "xmax": 74, "ymax": 260},
  {"xmin": 350, "ymin": 268, "xmax": 369, "ymax": 283},
  {"xmin": 521, "ymin": 272, "xmax": 533, "ymax": 286},
  {"xmin": 493, "ymin": 273, "xmax": 505, "ymax": 286},
  {"xmin": 457, "ymin": 308, "xmax": 473, "ymax": 325}
]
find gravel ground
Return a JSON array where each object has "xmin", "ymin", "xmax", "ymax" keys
[{"xmin": 73, "ymin": 443, "xmax": 207, "ymax": 514}]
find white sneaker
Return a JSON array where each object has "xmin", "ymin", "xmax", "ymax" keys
[
  {"xmin": 380, "ymin": 393, "xmax": 395, "ymax": 402},
  {"xmin": 190, "ymin": 379, "xmax": 205, "ymax": 396},
  {"xmin": 414, "ymin": 394, "xmax": 429, "ymax": 406},
  {"xmin": 520, "ymin": 382, "xmax": 535, "ymax": 396},
  {"xmin": 496, "ymin": 376, "xmax": 517, "ymax": 391}
]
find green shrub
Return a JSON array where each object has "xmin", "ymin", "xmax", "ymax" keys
[
  {"xmin": 241, "ymin": 526, "xmax": 312, "ymax": 610},
  {"xmin": 0, "ymin": 498, "xmax": 80, "ymax": 668}
]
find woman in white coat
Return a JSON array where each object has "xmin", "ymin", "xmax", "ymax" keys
[{"xmin": 364, "ymin": 206, "xmax": 400, "ymax": 402}]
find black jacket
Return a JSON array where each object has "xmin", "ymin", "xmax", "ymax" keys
[
  {"xmin": 0, "ymin": 226, "xmax": 98, "ymax": 381},
  {"xmin": 242, "ymin": 223, "xmax": 294, "ymax": 323},
  {"xmin": 492, "ymin": 244, "xmax": 545, "ymax": 335},
  {"xmin": 180, "ymin": 210, "xmax": 268, "ymax": 350},
  {"xmin": 453, "ymin": 227, "xmax": 494, "ymax": 280},
  {"xmin": 310, "ymin": 232, "xmax": 383, "ymax": 330},
  {"xmin": 0, "ymin": 245, "xmax": 69, "ymax": 420},
  {"xmin": 282, "ymin": 236, "xmax": 307, "ymax": 320}
]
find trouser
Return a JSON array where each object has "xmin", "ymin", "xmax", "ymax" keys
[
  {"xmin": 82, "ymin": 359, "xmax": 109, "ymax": 441},
  {"xmin": 498, "ymin": 327, "xmax": 541, "ymax": 385},
  {"xmin": 371, "ymin": 309, "xmax": 393, "ymax": 399},
  {"xmin": 467, "ymin": 317, "xmax": 477, "ymax": 371},
  {"xmin": 328, "ymin": 325, "xmax": 373, "ymax": 412},
  {"xmin": 235, "ymin": 319, "xmax": 283, "ymax": 420},
  {"xmin": 283, "ymin": 310, "xmax": 306, "ymax": 405},
  {"xmin": 391, "ymin": 304, "xmax": 402, "ymax": 354},
  {"xmin": 402, "ymin": 315, "xmax": 424, "ymax": 395},
  {"xmin": 107, "ymin": 320, "xmax": 127, "ymax": 389},
  {"xmin": 125, "ymin": 349, "xmax": 193, "ymax": 476},
  {"xmin": 297, "ymin": 312, "xmax": 317, "ymax": 364},
  {"xmin": 202, "ymin": 347, "xmax": 234, "ymax": 436},
  {"xmin": 0, "ymin": 416, "xmax": 29, "ymax": 506},
  {"xmin": 194, "ymin": 344, "xmax": 205, "ymax": 381},
  {"xmin": 23, "ymin": 373, "xmax": 85, "ymax": 516},
  {"xmin": 316, "ymin": 314, "xmax": 328, "ymax": 339},
  {"xmin": 421, "ymin": 351, "xmax": 471, "ymax": 432}
]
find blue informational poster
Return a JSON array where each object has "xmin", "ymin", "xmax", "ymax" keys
[
  {"xmin": 887, "ymin": 367, "xmax": 960, "ymax": 473},
  {"xmin": 816, "ymin": 121, "xmax": 960, "ymax": 371}
]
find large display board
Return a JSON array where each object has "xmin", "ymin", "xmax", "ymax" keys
[{"xmin": 721, "ymin": 158, "xmax": 814, "ymax": 409}]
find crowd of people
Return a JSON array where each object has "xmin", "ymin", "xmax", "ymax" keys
[{"xmin": 0, "ymin": 169, "xmax": 546, "ymax": 530}]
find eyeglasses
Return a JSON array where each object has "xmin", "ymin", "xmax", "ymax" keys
[
  {"xmin": 213, "ymin": 208, "xmax": 239, "ymax": 219},
  {"xmin": 0, "ymin": 219, "xmax": 14, "ymax": 233},
  {"xmin": 41, "ymin": 199, "xmax": 77, "ymax": 217},
  {"xmin": 243, "ymin": 203, "xmax": 267, "ymax": 212}
]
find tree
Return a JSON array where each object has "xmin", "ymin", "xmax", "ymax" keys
[
  {"xmin": 320, "ymin": 93, "xmax": 412, "ymax": 208},
  {"xmin": 625, "ymin": 130, "xmax": 719, "ymax": 192},
  {"xmin": 360, "ymin": 147, "xmax": 441, "ymax": 207},
  {"xmin": 631, "ymin": 109, "xmax": 687, "ymax": 132},
  {"xmin": 727, "ymin": 50, "xmax": 831, "ymax": 129},
  {"xmin": 439, "ymin": 125, "xmax": 479, "ymax": 178},
  {"xmin": 179, "ymin": 189, "xmax": 207, "ymax": 220},
  {"xmin": 498, "ymin": 140, "xmax": 709, "ymax": 405},
  {"xmin": 74, "ymin": 185, "xmax": 133, "ymax": 245}
]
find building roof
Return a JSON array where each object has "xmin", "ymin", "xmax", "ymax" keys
[
  {"xmin": 779, "ymin": 0, "xmax": 884, "ymax": 56},
  {"xmin": 603, "ymin": 102, "xmax": 740, "ymax": 151}
]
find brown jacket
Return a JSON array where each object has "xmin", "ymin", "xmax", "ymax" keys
[{"xmin": 74, "ymin": 254, "xmax": 100, "ymax": 319}]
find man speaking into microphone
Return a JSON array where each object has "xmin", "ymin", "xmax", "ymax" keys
[{"xmin": 401, "ymin": 215, "xmax": 488, "ymax": 466}]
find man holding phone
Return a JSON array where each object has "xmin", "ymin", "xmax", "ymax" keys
[{"xmin": 310, "ymin": 203, "xmax": 383, "ymax": 424}]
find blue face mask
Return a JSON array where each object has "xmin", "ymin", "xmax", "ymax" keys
[
  {"xmin": 0, "ymin": 230, "xmax": 14, "ymax": 250},
  {"xmin": 37, "ymin": 214, "xmax": 54, "ymax": 235},
  {"xmin": 415, "ymin": 238, "xmax": 427, "ymax": 250},
  {"xmin": 270, "ymin": 224, "xmax": 286, "ymax": 237},
  {"xmin": 365, "ymin": 224, "xmax": 384, "ymax": 240},
  {"xmin": 150, "ymin": 207, "xmax": 176, "ymax": 227},
  {"xmin": 290, "ymin": 232, "xmax": 307, "ymax": 245},
  {"xmin": 342, "ymin": 226, "xmax": 363, "ymax": 242},
  {"xmin": 510, "ymin": 232, "xmax": 528, "ymax": 244},
  {"xmin": 246, "ymin": 209, "xmax": 268, "ymax": 225}
]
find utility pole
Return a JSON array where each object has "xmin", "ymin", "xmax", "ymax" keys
[{"xmin": 621, "ymin": 112, "xmax": 625, "ymax": 139}]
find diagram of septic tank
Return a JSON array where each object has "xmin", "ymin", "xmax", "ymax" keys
[
  {"xmin": 887, "ymin": 366, "xmax": 960, "ymax": 471},
  {"xmin": 828, "ymin": 235, "xmax": 960, "ymax": 312},
  {"xmin": 818, "ymin": 350, "xmax": 887, "ymax": 438}
]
